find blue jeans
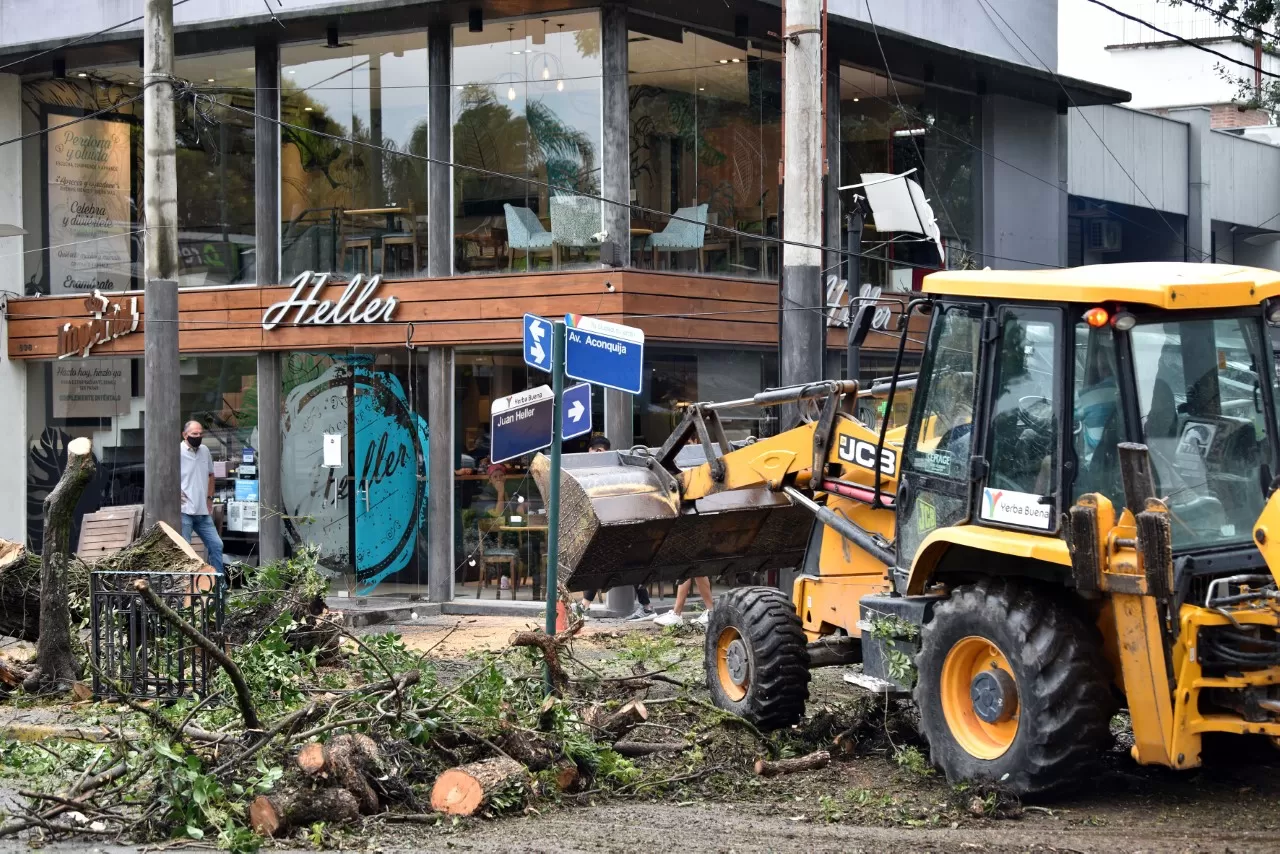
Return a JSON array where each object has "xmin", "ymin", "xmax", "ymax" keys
[{"xmin": 181, "ymin": 513, "xmax": 224, "ymax": 573}]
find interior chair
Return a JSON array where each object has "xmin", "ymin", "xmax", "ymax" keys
[
  {"xmin": 646, "ymin": 204, "xmax": 709, "ymax": 271},
  {"xmin": 476, "ymin": 517, "xmax": 520, "ymax": 599},
  {"xmin": 550, "ymin": 195, "xmax": 603, "ymax": 265},
  {"xmin": 503, "ymin": 204, "xmax": 556, "ymax": 271}
]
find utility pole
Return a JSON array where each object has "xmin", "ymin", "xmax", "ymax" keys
[
  {"xmin": 779, "ymin": 0, "xmax": 825, "ymax": 429},
  {"xmin": 142, "ymin": 0, "xmax": 181, "ymax": 529}
]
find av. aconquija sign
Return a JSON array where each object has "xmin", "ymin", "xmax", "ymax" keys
[{"xmin": 261, "ymin": 271, "xmax": 399, "ymax": 330}]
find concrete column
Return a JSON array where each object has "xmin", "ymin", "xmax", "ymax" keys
[
  {"xmin": 0, "ymin": 73, "xmax": 26, "ymax": 543},
  {"xmin": 426, "ymin": 347, "xmax": 454, "ymax": 602},
  {"xmin": 142, "ymin": 0, "xmax": 181, "ymax": 530},
  {"xmin": 603, "ymin": 386, "xmax": 634, "ymax": 616},
  {"xmin": 427, "ymin": 24, "xmax": 452, "ymax": 277},
  {"xmin": 1168, "ymin": 107, "xmax": 1212, "ymax": 262},
  {"xmin": 254, "ymin": 40, "xmax": 284, "ymax": 563},
  {"xmin": 601, "ymin": 4, "xmax": 630, "ymax": 256},
  {"xmin": 980, "ymin": 95, "xmax": 1065, "ymax": 270},
  {"xmin": 823, "ymin": 63, "xmax": 842, "ymax": 374},
  {"xmin": 779, "ymin": 0, "xmax": 825, "ymax": 428}
]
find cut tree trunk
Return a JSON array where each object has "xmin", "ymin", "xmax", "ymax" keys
[
  {"xmin": 430, "ymin": 756, "xmax": 526, "ymax": 816},
  {"xmin": 0, "ymin": 540, "xmax": 88, "ymax": 642},
  {"xmin": 0, "ymin": 654, "xmax": 30, "ymax": 689},
  {"xmin": 295, "ymin": 733, "xmax": 383, "ymax": 815},
  {"xmin": 754, "ymin": 749, "xmax": 831, "ymax": 778},
  {"xmin": 496, "ymin": 723, "xmax": 561, "ymax": 771},
  {"xmin": 95, "ymin": 521, "xmax": 214, "ymax": 585},
  {"xmin": 23, "ymin": 437, "xmax": 95, "ymax": 694},
  {"xmin": 250, "ymin": 788, "xmax": 361, "ymax": 837},
  {"xmin": 611, "ymin": 740, "xmax": 689, "ymax": 757},
  {"xmin": 584, "ymin": 700, "xmax": 648, "ymax": 740}
]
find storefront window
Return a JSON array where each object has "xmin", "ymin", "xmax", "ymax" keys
[
  {"xmin": 628, "ymin": 25, "xmax": 782, "ymax": 279},
  {"xmin": 20, "ymin": 51, "xmax": 257, "ymax": 294},
  {"xmin": 454, "ymin": 350, "xmax": 602, "ymax": 599},
  {"xmin": 634, "ymin": 347, "xmax": 777, "ymax": 446},
  {"xmin": 281, "ymin": 34, "xmax": 429, "ymax": 281},
  {"xmin": 452, "ymin": 12, "xmax": 603, "ymax": 275},
  {"xmin": 25, "ymin": 355, "xmax": 260, "ymax": 555},
  {"xmin": 839, "ymin": 65, "xmax": 981, "ymax": 291},
  {"xmin": 279, "ymin": 351, "xmax": 430, "ymax": 595}
]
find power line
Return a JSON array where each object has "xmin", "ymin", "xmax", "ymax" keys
[
  {"xmin": 1086, "ymin": 0, "xmax": 1280, "ymax": 80},
  {"xmin": 193, "ymin": 87, "xmax": 1061, "ymax": 272},
  {"xmin": 979, "ymin": 0, "xmax": 1208, "ymax": 259},
  {"xmin": 0, "ymin": 0, "xmax": 195, "ymax": 74}
]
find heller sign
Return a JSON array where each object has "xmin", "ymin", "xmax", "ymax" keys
[
  {"xmin": 262, "ymin": 271, "xmax": 399, "ymax": 330},
  {"xmin": 57, "ymin": 290, "xmax": 140, "ymax": 359}
]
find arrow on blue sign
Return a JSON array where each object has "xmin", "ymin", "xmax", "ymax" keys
[
  {"xmin": 523, "ymin": 313, "xmax": 551, "ymax": 371},
  {"xmin": 561, "ymin": 383, "xmax": 592, "ymax": 441}
]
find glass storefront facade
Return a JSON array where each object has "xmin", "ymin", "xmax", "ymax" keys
[
  {"xmin": 20, "ymin": 53, "xmax": 258, "ymax": 294},
  {"xmin": 838, "ymin": 64, "xmax": 982, "ymax": 290},
  {"xmin": 25, "ymin": 355, "xmax": 259, "ymax": 554},
  {"xmin": 452, "ymin": 12, "xmax": 604, "ymax": 274},
  {"xmin": 281, "ymin": 34, "xmax": 430, "ymax": 281},
  {"xmin": 628, "ymin": 26, "xmax": 782, "ymax": 279}
]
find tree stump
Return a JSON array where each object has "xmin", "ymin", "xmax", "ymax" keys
[
  {"xmin": 430, "ymin": 757, "xmax": 526, "ymax": 816},
  {"xmin": 250, "ymin": 788, "xmax": 361, "ymax": 837},
  {"xmin": 753, "ymin": 749, "xmax": 831, "ymax": 778},
  {"xmin": 295, "ymin": 733, "xmax": 383, "ymax": 815},
  {"xmin": 23, "ymin": 437, "xmax": 95, "ymax": 694}
]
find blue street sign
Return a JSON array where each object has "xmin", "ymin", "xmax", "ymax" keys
[
  {"xmin": 561, "ymin": 382, "xmax": 592, "ymax": 441},
  {"xmin": 523, "ymin": 313, "xmax": 551, "ymax": 372},
  {"xmin": 563, "ymin": 313, "xmax": 644, "ymax": 394},
  {"xmin": 490, "ymin": 385, "xmax": 554, "ymax": 464}
]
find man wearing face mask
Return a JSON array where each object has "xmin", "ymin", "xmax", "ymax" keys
[{"xmin": 180, "ymin": 420, "xmax": 224, "ymax": 576}]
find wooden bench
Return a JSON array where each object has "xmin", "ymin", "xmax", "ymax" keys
[{"xmin": 77, "ymin": 505, "xmax": 144, "ymax": 561}]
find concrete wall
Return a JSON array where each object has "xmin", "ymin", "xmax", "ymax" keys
[
  {"xmin": 1209, "ymin": 130, "xmax": 1280, "ymax": 230},
  {"xmin": 831, "ymin": 0, "xmax": 1057, "ymax": 70},
  {"xmin": 1068, "ymin": 105, "xmax": 1188, "ymax": 215},
  {"xmin": 1106, "ymin": 41, "xmax": 1280, "ymax": 111},
  {"xmin": 982, "ymin": 94, "xmax": 1067, "ymax": 269},
  {"xmin": 0, "ymin": 0, "xmax": 367, "ymax": 51},
  {"xmin": 0, "ymin": 73, "xmax": 26, "ymax": 542}
]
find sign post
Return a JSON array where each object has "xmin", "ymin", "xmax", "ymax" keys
[{"xmin": 543, "ymin": 321, "xmax": 566, "ymax": 672}]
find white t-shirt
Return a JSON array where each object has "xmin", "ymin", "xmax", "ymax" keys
[{"xmin": 180, "ymin": 442, "xmax": 214, "ymax": 516}]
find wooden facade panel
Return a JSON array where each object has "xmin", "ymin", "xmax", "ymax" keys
[{"xmin": 5, "ymin": 271, "xmax": 794, "ymax": 359}]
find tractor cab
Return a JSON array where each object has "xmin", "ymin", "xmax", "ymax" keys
[{"xmin": 899, "ymin": 264, "xmax": 1280, "ymax": 599}]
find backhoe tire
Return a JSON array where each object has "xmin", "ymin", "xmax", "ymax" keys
[
  {"xmin": 913, "ymin": 578, "xmax": 1114, "ymax": 795},
  {"xmin": 705, "ymin": 586, "xmax": 810, "ymax": 731}
]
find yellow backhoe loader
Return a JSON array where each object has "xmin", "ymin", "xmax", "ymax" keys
[{"xmin": 533, "ymin": 262, "xmax": 1280, "ymax": 793}]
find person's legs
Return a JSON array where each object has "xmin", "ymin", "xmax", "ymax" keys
[
  {"xmin": 634, "ymin": 585, "xmax": 650, "ymax": 607},
  {"xmin": 654, "ymin": 579, "xmax": 691, "ymax": 626},
  {"xmin": 190, "ymin": 514, "xmax": 224, "ymax": 574},
  {"xmin": 693, "ymin": 576, "xmax": 714, "ymax": 610},
  {"xmin": 181, "ymin": 513, "xmax": 194, "ymax": 543}
]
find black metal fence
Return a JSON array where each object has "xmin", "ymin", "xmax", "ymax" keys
[{"xmin": 89, "ymin": 571, "xmax": 225, "ymax": 699}]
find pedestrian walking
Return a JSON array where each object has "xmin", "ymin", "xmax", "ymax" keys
[{"xmin": 180, "ymin": 420, "xmax": 224, "ymax": 575}]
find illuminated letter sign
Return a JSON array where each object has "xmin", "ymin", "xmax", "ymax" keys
[
  {"xmin": 55, "ymin": 290, "xmax": 141, "ymax": 359},
  {"xmin": 261, "ymin": 271, "xmax": 400, "ymax": 331}
]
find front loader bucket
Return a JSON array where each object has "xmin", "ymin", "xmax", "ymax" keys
[{"xmin": 531, "ymin": 450, "xmax": 812, "ymax": 592}]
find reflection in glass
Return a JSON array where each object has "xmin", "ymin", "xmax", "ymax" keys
[
  {"xmin": 20, "ymin": 52, "xmax": 258, "ymax": 293},
  {"xmin": 628, "ymin": 28, "xmax": 781, "ymax": 279},
  {"xmin": 452, "ymin": 13, "xmax": 603, "ymax": 274},
  {"xmin": 281, "ymin": 34, "xmax": 429, "ymax": 281},
  {"xmin": 839, "ymin": 65, "xmax": 981, "ymax": 292}
]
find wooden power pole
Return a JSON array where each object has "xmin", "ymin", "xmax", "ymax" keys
[{"xmin": 142, "ymin": 0, "xmax": 181, "ymax": 529}]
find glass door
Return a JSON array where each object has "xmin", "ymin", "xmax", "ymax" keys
[{"xmin": 281, "ymin": 351, "xmax": 429, "ymax": 596}]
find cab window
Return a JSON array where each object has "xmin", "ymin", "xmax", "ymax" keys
[
  {"xmin": 1071, "ymin": 323, "xmax": 1123, "ymax": 508},
  {"xmin": 906, "ymin": 304, "xmax": 982, "ymax": 480},
  {"xmin": 983, "ymin": 309, "xmax": 1059, "ymax": 530}
]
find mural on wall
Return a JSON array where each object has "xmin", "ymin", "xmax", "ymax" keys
[{"xmin": 281, "ymin": 357, "xmax": 428, "ymax": 593}]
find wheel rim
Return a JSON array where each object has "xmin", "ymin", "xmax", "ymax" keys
[
  {"xmin": 716, "ymin": 626, "xmax": 749, "ymax": 702},
  {"xmin": 940, "ymin": 635, "xmax": 1019, "ymax": 760}
]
